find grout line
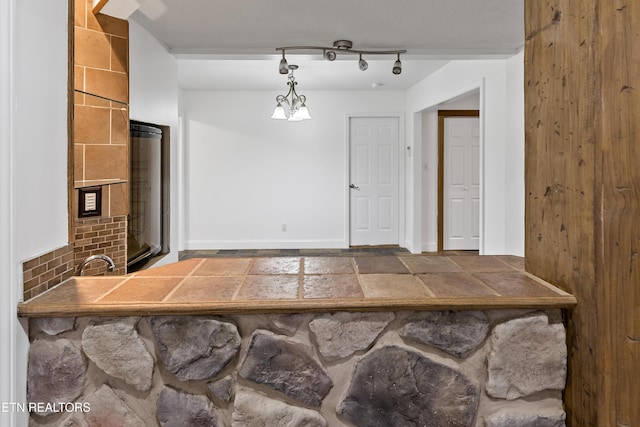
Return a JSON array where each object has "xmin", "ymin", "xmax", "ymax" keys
[
  {"xmin": 493, "ymin": 256, "xmax": 519, "ymax": 271},
  {"xmin": 161, "ymin": 259, "xmax": 206, "ymax": 302},
  {"xmin": 396, "ymin": 256, "xmax": 413, "ymax": 274},
  {"xmin": 231, "ymin": 258, "xmax": 256, "ymax": 301},
  {"xmin": 81, "ymin": 65, "xmax": 128, "ymax": 75},
  {"xmin": 469, "ymin": 273, "xmax": 504, "ymax": 297},
  {"xmin": 413, "ymin": 275, "xmax": 436, "ymax": 297},
  {"xmin": 525, "ymin": 272, "xmax": 574, "ymax": 296},
  {"xmin": 298, "ymin": 257, "xmax": 305, "ymax": 299},
  {"xmin": 350, "ymin": 257, "xmax": 367, "ymax": 298},
  {"xmin": 94, "ymin": 275, "xmax": 135, "ymax": 302}
]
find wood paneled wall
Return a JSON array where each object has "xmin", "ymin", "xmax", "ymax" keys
[{"xmin": 525, "ymin": 1, "xmax": 640, "ymax": 425}]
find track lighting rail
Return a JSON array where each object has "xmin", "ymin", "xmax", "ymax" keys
[
  {"xmin": 275, "ymin": 40, "xmax": 405, "ymax": 75},
  {"xmin": 275, "ymin": 46, "xmax": 407, "ymax": 56}
]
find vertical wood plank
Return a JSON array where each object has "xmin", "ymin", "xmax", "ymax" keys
[
  {"xmin": 525, "ymin": 1, "xmax": 599, "ymax": 425},
  {"xmin": 525, "ymin": 0, "xmax": 640, "ymax": 425},
  {"xmin": 597, "ymin": 1, "xmax": 640, "ymax": 425}
]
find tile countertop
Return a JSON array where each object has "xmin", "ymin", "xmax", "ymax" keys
[{"xmin": 17, "ymin": 255, "xmax": 577, "ymax": 317}]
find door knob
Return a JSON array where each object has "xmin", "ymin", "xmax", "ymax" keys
[{"xmin": 349, "ymin": 183, "xmax": 360, "ymax": 190}]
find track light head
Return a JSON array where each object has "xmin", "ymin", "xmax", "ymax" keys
[
  {"xmin": 392, "ymin": 54, "xmax": 402, "ymax": 75},
  {"xmin": 358, "ymin": 54, "xmax": 368, "ymax": 71},
  {"xmin": 279, "ymin": 51, "xmax": 289, "ymax": 74},
  {"xmin": 324, "ymin": 50, "xmax": 337, "ymax": 61}
]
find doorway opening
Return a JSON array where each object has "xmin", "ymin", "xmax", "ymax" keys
[{"xmin": 437, "ymin": 110, "xmax": 480, "ymax": 251}]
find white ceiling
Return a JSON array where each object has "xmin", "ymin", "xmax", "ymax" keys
[{"xmin": 130, "ymin": 0, "xmax": 524, "ymax": 90}]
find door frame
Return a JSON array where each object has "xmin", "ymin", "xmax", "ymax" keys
[
  {"xmin": 437, "ymin": 110, "xmax": 480, "ymax": 251},
  {"xmin": 345, "ymin": 113, "xmax": 405, "ymax": 247}
]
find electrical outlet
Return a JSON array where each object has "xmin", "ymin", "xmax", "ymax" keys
[{"xmin": 281, "ymin": 224, "xmax": 287, "ymax": 232}]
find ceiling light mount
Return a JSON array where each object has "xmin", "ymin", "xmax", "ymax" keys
[
  {"xmin": 275, "ymin": 40, "xmax": 406, "ymax": 75},
  {"xmin": 333, "ymin": 40, "xmax": 353, "ymax": 50}
]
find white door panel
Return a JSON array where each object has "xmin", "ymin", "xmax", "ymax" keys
[
  {"xmin": 350, "ymin": 117, "xmax": 399, "ymax": 246},
  {"xmin": 378, "ymin": 196, "xmax": 393, "ymax": 230},
  {"xmin": 444, "ymin": 117, "xmax": 480, "ymax": 250}
]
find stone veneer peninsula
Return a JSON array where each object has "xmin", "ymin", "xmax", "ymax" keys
[{"xmin": 20, "ymin": 255, "xmax": 575, "ymax": 426}]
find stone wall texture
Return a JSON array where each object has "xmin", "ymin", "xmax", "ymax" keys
[{"xmin": 27, "ymin": 309, "xmax": 567, "ymax": 426}]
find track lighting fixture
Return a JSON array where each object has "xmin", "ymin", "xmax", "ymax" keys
[
  {"xmin": 275, "ymin": 40, "xmax": 405, "ymax": 75},
  {"xmin": 392, "ymin": 53, "xmax": 402, "ymax": 75},
  {"xmin": 358, "ymin": 54, "xmax": 368, "ymax": 71},
  {"xmin": 271, "ymin": 65, "xmax": 311, "ymax": 122},
  {"xmin": 324, "ymin": 50, "xmax": 337, "ymax": 61},
  {"xmin": 279, "ymin": 51, "xmax": 289, "ymax": 74}
]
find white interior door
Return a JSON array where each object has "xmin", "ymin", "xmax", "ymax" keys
[
  {"xmin": 443, "ymin": 117, "xmax": 480, "ymax": 250},
  {"xmin": 349, "ymin": 117, "xmax": 399, "ymax": 246}
]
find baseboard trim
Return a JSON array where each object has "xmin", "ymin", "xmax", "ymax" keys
[
  {"xmin": 422, "ymin": 242, "xmax": 438, "ymax": 252},
  {"xmin": 185, "ymin": 239, "xmax": 349, "ymax": 250}
]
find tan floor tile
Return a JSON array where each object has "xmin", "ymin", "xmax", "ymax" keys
[
  {"xmin": 249, "ymin": 257, "xmax": 301, "ymax": 275},
  {"xmin": 98, "ymin": 277, "xmax": 181, "ymax": 302},
  {"xmin": 354, "ymin": 256, "xmax": 410, "ymax": 274},
  {"xmin": 303, "ymin": 275, "xmax": 363, "ymax": 299},
  {"xmin": 474, "ymin": 272, "xmax": 560, "ymax": 297},
  {"xmin": 133, "ymin": 258, "xmax": 202, "ymax": 277},
  {"xmin": 237, "ymin": 275, "xmax": 299, "ymax": 300},
  {"xmin": 450, "ymin": 256, "xmax": 516, "ymax": 272},
  {"xmin": 304, "ymin": 257, "xmax": 355, "ymax": 274},
  {"xmin": 359, "ymin": 274, "xmax": 432, "ymax": 298},
  {"xmin": 193, "ymin": 258, "xmax": 252, "ymax": 276},
  {"xmin": 30, "ymin": 277, "xmax": 124, "ymax": 304},
  {"xmin": 166, "ymin": 277, "xmax": 242, "ymax": 302},
  {"xmin": 417, "ymin": 273, "xmax": 498, "ymax": 297},
  {"xmin": 399, "ymin": 256, "xmax": 463, "ymax": 273}
]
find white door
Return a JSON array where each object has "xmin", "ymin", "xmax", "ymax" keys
[
  {"xmin": 443, "ymin": 117, "xmax": 480, "ymax": 250},
  {"xmin": 349, "ymin": 117, "xmax": 399, "ymax": 246}
]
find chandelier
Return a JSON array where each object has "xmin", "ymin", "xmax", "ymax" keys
[
  {"xmin": 276, "ymin": 40, "xmax": 406, "ymax": 75},
  {"xmin": 270, "ymin": 64, "xmax": 311, "ymax": 122}
]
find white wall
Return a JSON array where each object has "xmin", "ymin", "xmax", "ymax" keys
[
  {"xmin": 504, "ymin": 50, "xmax": 525, "ymax": 256},
  {"xmin": 407, "ymin": 58, "xmax": 523, "ymax": 255},
  {"xmin": 1, "ymin": 0, "xmax": 68, "ymax": 425},
  {"xmin": 14, "ymin": 0, "xmax": 69, "ymax": 261},
  {"xmin": 128, "ymin": 20, "xmax": 180, "ymax": 264},
  {"xmin": 182, "ymin": 90, "xmax": 405, "ymax": 249}
]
